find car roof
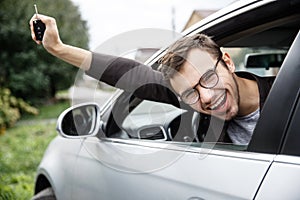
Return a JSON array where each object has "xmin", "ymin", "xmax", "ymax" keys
[
  {"xmin": 182, "ymin": 0, "xmax": 266, "ymax": 35},
  {"xmin": 182, "ymin": 0, "xmax": 300, "ymax": 48}
]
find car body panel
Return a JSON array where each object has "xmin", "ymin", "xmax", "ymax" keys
[
  {"xmin": 36, "ymin": 137, "xmax": 82, "ymax": 199},
  {"xmin": 255, "ymin": 155, "xmax": 300, "ymax": 199},
  {"xmin": 68, "ymin": 138, "xmax": 274, "ymax": 200}
]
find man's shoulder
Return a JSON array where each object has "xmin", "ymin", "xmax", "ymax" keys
[{"xmin": 235, "ymin": 71, "xmax": 275, "ymax": 85}]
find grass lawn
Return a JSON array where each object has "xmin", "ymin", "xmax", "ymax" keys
[
  {"xmin": 0, "ymin": 101, "xmax": 70, "ymax": 200},
  {"xmin": 22, "ymin": 100, "xmax": 70, "ymax": 120}
]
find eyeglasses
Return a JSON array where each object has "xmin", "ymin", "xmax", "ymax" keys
[{"xmin": 180, "ymin": 59, "xmax": 221, "ymax": 105}]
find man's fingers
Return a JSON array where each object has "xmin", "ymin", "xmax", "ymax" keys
[
  {"xmin": 29, "ymin": 14, "xmax": 48, "ymax": 44},
  {"xmin": 29, "ymin": 15, "xmax": 39, "ymax": 44}
]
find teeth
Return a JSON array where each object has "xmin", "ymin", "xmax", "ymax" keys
[{"xmin": 211, "ymin": 93, "xmax": 226, "ymax": 110}]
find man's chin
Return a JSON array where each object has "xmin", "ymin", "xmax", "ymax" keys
[{"xmin": 212, "ymin": 110, "xmax": 237, "ymax": 121}]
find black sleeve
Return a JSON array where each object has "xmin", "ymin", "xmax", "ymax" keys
[{"xmin": 85, "ymin": 52, "xmax": 180, "ymax": 107}]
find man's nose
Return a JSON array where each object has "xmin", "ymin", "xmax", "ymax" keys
[{"xmin": 197, "ymin": 85, "xmax": 214, "ymax": 104}]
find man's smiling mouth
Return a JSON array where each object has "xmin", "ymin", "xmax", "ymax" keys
[{"xmin": 210, "ymin": 92, "xmax": 227, "ymax": 110}]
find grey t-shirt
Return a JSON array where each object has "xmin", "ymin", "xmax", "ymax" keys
[{"xmin": 227, "ymin": 109, "xmax": 260, "ymax": 145}]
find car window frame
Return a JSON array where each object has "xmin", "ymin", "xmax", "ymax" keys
[
  {"xmin": 281, "ymin": 91, "xmax": 300, "ymax": 156},
  {"xmin": 100, "ymin": 0, "xmax": 300, "ymax": 155}
]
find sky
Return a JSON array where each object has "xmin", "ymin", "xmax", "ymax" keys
[{"xmin": 71, "ymin": 0, "xmax": 237, "ymax": 50}]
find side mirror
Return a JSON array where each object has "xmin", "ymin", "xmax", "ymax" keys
[{"xmin": 56, "ymin": 103, "xmax": 102, "ymax": 138}]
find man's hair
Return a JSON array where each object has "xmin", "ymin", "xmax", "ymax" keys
[{"xmin": 158, "ymin": 33, "xmax": 223, "ymax": 80}]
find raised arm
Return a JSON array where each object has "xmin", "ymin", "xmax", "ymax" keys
[
  {"xmin": 29, "ymin": 14, "xmax": 92, "ymax": 70},
  {"xmin": 29, "ymin": 14, "xmax": 180, "ymax": 107}
]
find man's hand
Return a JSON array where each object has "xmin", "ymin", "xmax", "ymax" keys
[
  {"xmin": 29, "ymin": 14, "xmax": 92, "ymax": 70},
  {"xmin": 29, "ymin": 14, "xmax": 63, "ymax": 55}
]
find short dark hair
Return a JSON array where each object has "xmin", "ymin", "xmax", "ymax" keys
[{"xmin": 158, "ymin": 34, "xmax": 222, "ymax": 80}]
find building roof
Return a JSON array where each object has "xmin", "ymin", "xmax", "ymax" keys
[{"xmin": 182, "ymin": 9, "xmax": 216, "ymax": 31}]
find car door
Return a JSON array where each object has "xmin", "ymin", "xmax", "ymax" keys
[
  {"xmin": 70, "ymin": 97, "xmax": 275, "ymax": 200},
  {"xmin": 69, "ymin": 1, "xmax": 300, "ymax": 199},
  {"xmin": 255, "ymin": 94, "xmax": 300, "ymax": 199},
  {"xmin": 69, "ymin": 91, "xmax": 273, "ymax": 200}
]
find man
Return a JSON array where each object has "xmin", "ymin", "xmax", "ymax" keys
[{"xmin": 29, "ymin": 14, "xmax": 275, "ymax": 145}]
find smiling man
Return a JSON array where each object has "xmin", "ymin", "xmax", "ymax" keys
[
  {"xmin": 30, "ymin": 15, "xmax": 275, "ymax": 145},
  {"xmin": 159, "ymin": 34, "xmax": 270, "ymax": 144}
]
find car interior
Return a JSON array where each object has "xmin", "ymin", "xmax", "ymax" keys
[{"xmin": 101, "ymin": 9, "xmax": 300, "ymax": 151}]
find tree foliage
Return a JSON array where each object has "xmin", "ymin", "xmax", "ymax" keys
[{"xmin": 0, "ymin": 0, "xmax": 89, "ymax": 104}]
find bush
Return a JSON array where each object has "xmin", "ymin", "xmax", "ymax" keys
[{"xmin": 0, "ymin": 88, "xmax": 38, "ymax": 131}]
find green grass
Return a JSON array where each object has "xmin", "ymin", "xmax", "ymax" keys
[
  {"xmin": 0, "ymin": 101, "xmax": 70, "ymax": 200},
  {"xmin": 22, "ymin": 100, "xmax": 70, "ymax": 120}
]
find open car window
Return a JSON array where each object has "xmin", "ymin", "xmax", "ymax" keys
[
  {"xmin": 222, "ymin": 47, "xmax": 286, "ymax": 76},
  {"xmin": 104, "ymin": 9, "xmax": 300, "ymax": 154}
]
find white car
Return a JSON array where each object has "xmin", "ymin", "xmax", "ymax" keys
[{"xmin": 32, "ymin": 0, "xmax": 300, "ymax": 199}]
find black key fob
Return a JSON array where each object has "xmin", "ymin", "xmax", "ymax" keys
[{"xmin": 33, "ymin": 19, "xmax": 46, "ymax": 41}]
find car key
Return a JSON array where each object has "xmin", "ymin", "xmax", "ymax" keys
[{"xmin": 33, "ymin": 4, "xmax": 46, "ymax": 41}]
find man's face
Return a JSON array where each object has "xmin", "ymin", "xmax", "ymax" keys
[{"xmin": 170, "ymin": 48, "xmax": 240, "ymax": 121}]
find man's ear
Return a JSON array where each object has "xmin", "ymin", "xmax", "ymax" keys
[{"xmin": 222, "ymin": 52, "xmax": 235, "ymax": 73}]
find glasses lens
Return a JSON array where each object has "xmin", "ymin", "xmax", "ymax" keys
[
  {"xmin": 200, "ymin": 70, "xmax": 219, "ymax": 88},
  {"xmin": 181, "ymin": 89, "xmax": 199, "ymax": 104}
]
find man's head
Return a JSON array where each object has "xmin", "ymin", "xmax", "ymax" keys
[
  {"xmin": 159, "ymin": 34, "xmax": 222, "ymax": 79},
  {"xmin": 159, "ymin": 34, "xmax": 240, "ymax": 121}
]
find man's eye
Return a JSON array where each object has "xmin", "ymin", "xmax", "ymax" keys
[
  {"xmin": 201, "ymin": 70, "xmax": 218, "ymax": 87},
  {"xmin": 182, "ymin": 89, "xmax": 197, "ymax": 99},
  {"xmin": 201, "ymin": 70, "xmax": 215, "ymax": 82}
]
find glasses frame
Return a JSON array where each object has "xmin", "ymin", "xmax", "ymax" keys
[{"xmin": 180, "ymin": 58, "xmax": 222, "ymax": 105}]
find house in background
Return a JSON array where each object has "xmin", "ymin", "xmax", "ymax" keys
[{"xmin": 182, "ymin": 10, "xmax": 217, "ymax": 31}]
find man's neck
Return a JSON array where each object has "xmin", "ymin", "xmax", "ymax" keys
[{"xmin": 236, "ymin": 75, "xmax": 260, "ymax": 117}]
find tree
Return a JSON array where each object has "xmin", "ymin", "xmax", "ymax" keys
[{"xmin": 0, "ymin": 0, "xmax": 89, "ymax": 104}]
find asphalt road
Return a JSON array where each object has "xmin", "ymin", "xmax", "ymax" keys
[{"xmin": 68, "ymin": 85, "xmax": 116, "ymax": 107}]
